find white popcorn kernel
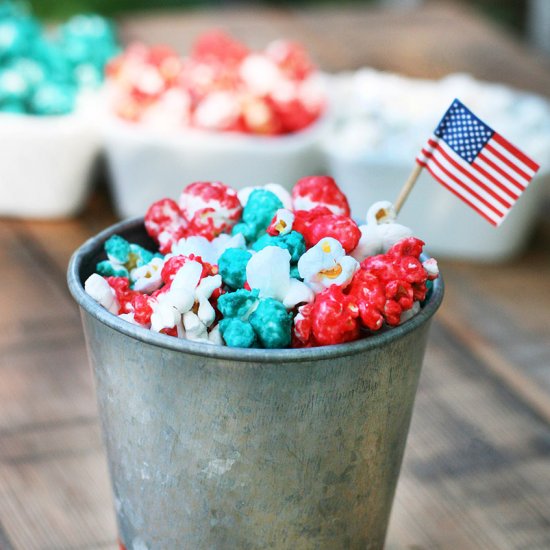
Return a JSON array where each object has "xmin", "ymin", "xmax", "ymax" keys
[
  {"xmin": 193, "ymin": 91, "xmax": 240, "ymax": 130},
  {"xmin": 195, "ymin": 274, "xmax": 222, "ymax": 327},
  {"xmin": 239, "ymin": 54, "xmax": 283, "ymax": 96},
  {"xmin": 84, "ymin": 274, "xmax": 119, "ymax": 314},
  {"xmin": 298, "ymin": 238, "xmax": 345, "ymax": 280},
  {"xmin": 131, "ymin": 257, "xmax": 165, "ymax": 294},
  {"xmin": 197, "ymin": 296, "xmax": 216, "ymax": 328},
  {"xmin": 423, "ymin": 258, "xmax": 439, "ymax": 278},
  {"xmin": 352, "ymin": 200, "xmax": 413, "ymax": 261},
  {"xmin": 118, "ymin": 312, "xmax": 139, "ymax": 325},
  {"xmin": 208, "ymin": 325, "xmax": 223, "ymax": 346},
  {"xmin": 246, "ymin": 246, "xmax": 292, "ymax": 302},
  {"xmin": 183, "ymin": 311, "xmax": 209, "ymax": 341},
  {"xmin": 212, "ymin": 233, "xmax": 247, "ymax": 260},
  {"xmin": 171, "ymin": 260, "xmax": 203, "ymax": 291},
  {"xmin": 282, "ymin": 278, "xmax": 314, "ymax": 309},
  {"xmin": 298, "ymin": 238, "xmax": 358, "ymax": 293},
  {"xmin": 171, "ymin": 236, "xmax": 214, "ymax": 263},
  {"xmin": 271, "ymin": 208, "xmax": 295, "ymax": 235},
  {"xmin": 164, "ymin": 288, "xmax": 195, "ymax": 313},
  {"xmin": 150, "ymin": 301, "xmax": 180, "ymax": 333},
  {"xmin": 196, "ymin": 274, "xmax": 222, "ymax": 299}
]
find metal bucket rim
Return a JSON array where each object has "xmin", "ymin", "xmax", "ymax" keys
[{"xmin": 67, "ymin": 216, "xmax": 444, "ymax": 363}]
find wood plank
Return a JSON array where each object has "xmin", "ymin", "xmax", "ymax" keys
[
  {"xmin": 0, "ymin": 343, "xmax": 97, "ymax": 431},
  {"xmin": 387, "ymin": 322, "xmax": 550, "ymax": 549},
  {"xmin": 0, "ymin": 450, "xmax": 117, "ymax": 550}
]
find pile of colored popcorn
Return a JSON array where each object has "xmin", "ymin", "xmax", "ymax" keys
[
  {"xmin": 0, "ymin": 1, "xmax": 118, "ymax": 115},
  {"xmin": 106, "ymin": 30, "xmax": 325, "ymax": 135},
  {"xmin": 85, "ymin": 177, "xmax": 439, "ymax": 348}
]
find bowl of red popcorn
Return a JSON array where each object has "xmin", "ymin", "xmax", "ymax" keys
[
  {"xmin": 103, "ymin": 31, "xmax": 328, "ymax": 219},
  {"xmin": 68, "ymin": 176, "xmax": 443, "ymax": 549}
]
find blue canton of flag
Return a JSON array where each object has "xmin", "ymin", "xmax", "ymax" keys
[{"xmin": 417, "ymin": 98, "xmax": 540, "ymax": 226}]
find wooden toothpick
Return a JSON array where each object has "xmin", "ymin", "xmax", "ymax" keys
[{"xmin": 394, "ymin": 163, "xmax": 423, "ymax": 214}]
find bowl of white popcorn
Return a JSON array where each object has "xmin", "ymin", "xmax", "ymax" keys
[{"xmin": 323, "ymin": 70, "xmax": 550, "ymax": 261}]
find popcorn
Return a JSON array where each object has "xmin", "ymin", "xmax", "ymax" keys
[
  {"xmin": 267, "ymin": 209, "xmax": 295, "ymax": 236},
  {"xmin": 232, "ymin": 188, "xmax": 283, "ymax": 243},
  {"xmin": 239, "ymin": 54, "xmax": 284, "ymax": 97},
  {"xmin": 293, "ymin": 207, "xmax": 361, "ymax": 253},
  {"xmin": 265, "ymin": 40, "xmax": 315, "ymax": 81},
  {"xmin": 172, "ymin": 232, "xmax": 246, "ymax": 265},
  {"xmin": 218, "ymin": 248, "xmax": 252, "ymax": 290},
  {"xmin": 237, "ymin": 183, "xmax": 292, "ymax": 210},
  {"xmin": 85, "ymin": 176, "xmax": 440, "ymax": 349},
  {"xmin": 218, "ymin": 289, "xmax": 293, "ymax": 349},
  {"xmin": 298, "ymin": 238, "xmax": 359, "ymax": 293},
  {"xmin": 292, "ymin": 176, "xmax": 350, "ymax": 216},
  {"xmin": 179, "ymin": 181, "xmax": 242, "ymax": 240},
  {"xmin": 106, "ymin": 31, "xmax": 325, "ymax": 135},
  {"xmin": 150, "ymin": 257, "xmax": 222, "ymax": 337},
  {"xmin": 352, "ymin": 201, "xmax": 413, "ymax": 261},
  {"xmin": 246, "ymin": 246, "xmax": 313, "ymax": 309},
  {"xmin": 144, "ymin": 198, "xmax": 188, "ymax": 254},
  {"xmin": 104, "ymin": 276, "xmax": 138, "ymax": 315},
  {"xmin": 252, "ymin": 230, "xmax": 305, "ymax": 264},
  {"xmin": 293, "ymin": 286, "xmax": 360, "ymax": 347},
  {"xmin": 193, "ymin": 91, "xmax": 240, "ymax": 131},
  {"xmin": 130, "ymin": 257, "xmax": 165, "ymax": 294},
  {"xmin": 84, "ymin": 273, "xmax": 119, "ymax": 314},
  {"xmin": 0, "ymin": 5, "xmax": 118, "ymax": 115}
]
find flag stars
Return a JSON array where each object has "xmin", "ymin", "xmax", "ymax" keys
[{"xmin": 437, "ymin": 100, "xmax": 494, "ymax": 162}]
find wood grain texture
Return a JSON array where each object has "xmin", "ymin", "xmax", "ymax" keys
[{"xmin": 1, "ymin": 3, "xmax": 549, "ymax": 549}]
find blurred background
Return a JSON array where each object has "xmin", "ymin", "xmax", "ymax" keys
[
  {"xmin": 25, "ymin": 0, "xmax": 550, "ymax": 56},
  {"xmin": 1, "ymin": 1, "xmax": 550, "ymax": 549}
]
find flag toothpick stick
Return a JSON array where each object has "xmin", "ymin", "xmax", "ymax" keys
[{"xmin": 395, "ymin": 163, "xmax": 423, "ymax": 214}]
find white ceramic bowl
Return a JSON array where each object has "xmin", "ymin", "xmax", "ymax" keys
[
  {"xmin": 323, "ymin": 70, "xmax": 550, "ymax": 262},
  {"xmin": 326, "ymin": 153, "xmax": 549, "ymax": 262},
  {"xmin": 0, "ymin": 100, "xmax": 102, "ymax": 219},
  {"xmin": 104, "ymin": 114, "xmax": 329, "ymax": 219}
]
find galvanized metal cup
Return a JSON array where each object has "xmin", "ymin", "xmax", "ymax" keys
[{"xmin": 68, "ymin": 217, "xmax": 444, "ymax": 550}]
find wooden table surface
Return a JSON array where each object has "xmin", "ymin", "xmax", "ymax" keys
[{"xmin": 1, "ymin": 3, "xmax": 550, "ymax": 549}]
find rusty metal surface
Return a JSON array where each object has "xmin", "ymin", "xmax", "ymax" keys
[{"xmin": 68, "ymin": 218, "xmax": 444, "ymax": 549}]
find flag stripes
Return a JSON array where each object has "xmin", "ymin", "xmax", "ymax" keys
[{"xmin": 416, "ymin": 99, "xmax": 540, "ymax": 226}]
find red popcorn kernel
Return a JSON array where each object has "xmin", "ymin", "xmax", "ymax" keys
[
  {"xmin": 292, "ymin": 175, "xmax": 351, "ymax": 216},
  {"xmin": 144, "ymin": 198, "xmax": 186, "ymax": 240},
  {"xmin": 353, "ymin": 237, "xmax": 432, "ymax": 327},
  {"xmin": 293, "ymin": 286, "xmax": 360, "ymax": 347},
  {"xmin": 293, "ymin": 205, "xmax": 332, "ymax": 235},
  {"xmin": 346, "ymin": 270, "xmax": 385, "ymax": 331},
  {"xmin": 191, "ymin": 29, "xmax": 249, "ymax": 66},
  {"xmin": 157, "ymin": 226, "xmax": 188, "ymax": 255},
  {"xmin": 295, "ymin": 209, "xmax": 361, "ymax": 254},
  {"xmin": 361, "ymin": 237, "xmax": 429, "ymax": 302},
  {"xmin": 148, "ymin": 45, "xmax": 182, "ymax": 85},
  {"xmin": 131, "ymin": 294, "xmax": 155, "ymax": 325},
  {"xmin": 268, "ymin": 94, "xmax": 318, "ymax": 134},
  {"xmin": 179, "ymin": 181, "xmax": 243, "ymax": 239},
  {"xmin": 105, "ymin": 277, "xmax": 137, "ymax": 314},
  {"xmin": 160, "ymin": 326, "xmax": 178, "ymax": 337},
  {"xmin": 161, "ymin": 255, "xmax": 190, "ymax": 285},
  {"xmin": 265, "ymin": 40, "xmax": 315, "ymax": 81},
  {"xmin": 241, "ymin": 96, "xmax": 283, "ymax": 135},
  {"xmin": 161, "ymin": 254, "xmax": 218, "ymax": 287}
]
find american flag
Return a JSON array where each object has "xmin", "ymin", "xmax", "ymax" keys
[{"xmin": 417, "ymin": 99, "xmax": 540, "ymax": 226}]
